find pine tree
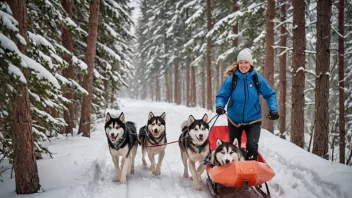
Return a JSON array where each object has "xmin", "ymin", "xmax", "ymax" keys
[
  {"xmin": 338, "ymin": 0, "xmax": 345, "ymax": 164},
  {"xmin": 5, "ymin": 0, "xmax": 41, "ymax": 193},
  {"xmin": 79, "ymin": 0, "xmax": 100, "ymax": 137},
  {"xmin": 62, "ymin": 0, "xmax": 75, "ymax": 135},
  {"xmin": 290, "ymin": 0, "xmax": 305, "ymax": 148},
  {"xmin": 262, "ymin": 0, "xmax": 275, "ymax": 132},
  {"xmin": 279, "ymin": 0, "xmax": 287, "ymax": 138},
  {"xmin": 313, "ymin": 0, "xmax": 332, "ymax": 159}
]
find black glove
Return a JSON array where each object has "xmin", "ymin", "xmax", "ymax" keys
[
  {"xmin": 216, "ymin": 107, "xmax": 225, "ymax": 115},
  {"xmin": 267, "ymin": 110, "xmax": 279, "ymax": 120}
]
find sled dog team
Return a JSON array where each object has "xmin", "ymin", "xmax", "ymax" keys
[
  {"xmin": 104, "ymin": 48, "xmax": 280, "ymax": 191},
  {"xmin": 104, "ymin": 112, "xmax": 245, "ymax": 190}
]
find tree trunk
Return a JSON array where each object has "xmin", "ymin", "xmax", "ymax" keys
[
  {"xmin": 110, "ymin": 86, "xmax": 115, "ymax": 104},
  {"xmin": 104, "ymin": 79, "xmax": 109, "ymax": 107},
  {"xmin": 156, "ymin": 74, "xmax": 160, "ymax": 102},
  {"xmin": 174, "ymin": 59, "xmax": 181, "ymax": 104},
  {"xmin": 291, "ymin": 0, "xmax": 305, "ymax": 148},
  {"xmin": 78, "ymin": 0, "xmax": 100, "ymax": 137},
  {"xmin": 191, "ymin": 66, "xmax": 196, "ymax": 107},
  {"xmin": 7, "ymin": 0, "xmax": 41, "ymax": 193},
  {"xmin": 169, "ymin": 70, "xmax": 173, "ymax": 103},
  {"xmin": 165, "ymin": 71, "xmax": 170, "ymax": 102},
  {"xmin": 216, "ymin": 62, "xmax": 220, "ymax": 95},
  {"xmin": 186, "ymin": 60, "xmax": 190, "ymax": 106},
  {"xmin": 279, "ymin": 0, "xmax": 287, "ymax": 138},
  {"xmin": 262, "ymin": 0, "xmax": 275, "ymax": 132},
  {"xmin": 220, "ymin": 63, "xmax": 225, "ymax": 85},
  {"xmin": 202, "ymin": 67, "xmax": 206, "ymax": 108},
  {"xmin": 233, "ymin": 0, "xmax": 238, "ymax": 47},
  {"xmin": 313, "ymin": 0, "xmax": 332, "ymax": 159},
  {"xmin": 338, "ymin": 0, "xmax": 345, "ymax": 164},
  {"xmin": 62, "ymin": 0, "xmax": 74, "ymax": 136},
  {"xmin": 206, "ymin": 0, "xmax": 212, "ymax": 110}
]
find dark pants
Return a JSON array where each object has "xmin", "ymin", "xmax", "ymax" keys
[{"xmin": 228, "ymin": 120, "xmax": 262, "ymax": 160}]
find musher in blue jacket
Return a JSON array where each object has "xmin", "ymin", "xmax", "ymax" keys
[{"xmin": 215, "ymin": 48, "xmax": 279, "ymax": 160}]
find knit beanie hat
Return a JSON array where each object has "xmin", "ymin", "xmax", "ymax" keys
[{"xmin": 237, "ymin": 48, "xmax": 253, "ymax": 65}]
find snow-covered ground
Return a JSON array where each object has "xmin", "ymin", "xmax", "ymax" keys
[{"xmin": 0, "ymin": 98, "xmax": 351, "ymax": 198}]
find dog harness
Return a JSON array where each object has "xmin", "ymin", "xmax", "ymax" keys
[
  {"xmin": 106, "ymin": 133, "xmax": 127, "ymax": 151},
  {"xmin": 140, "ymin": 126, "xmax": 167, "ymax": 146},
  {"xmin": 180, "ymin": 129, "xmax": 209, "ymax": 154}
]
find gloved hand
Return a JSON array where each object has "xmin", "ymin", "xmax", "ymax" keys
[
  {"xmin": 267, "ymin": 110, "xmax": 279, "ymax": 120},
  {"xmin": 216, "ymin": 107, "xmax": 225, "ymax": 115}
]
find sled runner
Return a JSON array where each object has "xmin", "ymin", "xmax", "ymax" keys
[{"xmin": 206, "ymin": 125, "xmax": 275, "ymax": 198}]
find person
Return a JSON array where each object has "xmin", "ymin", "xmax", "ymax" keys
[{"xmin": 215, "ymin": 48, "xmax": 279, "ymax": 161}]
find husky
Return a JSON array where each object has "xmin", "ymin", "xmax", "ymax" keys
[
  {"xmin": 105, "ymin": 112, "xmax": 138, "ymax": 184},
  {"xmin": 179, "ymin": 114, "xmax": 210, "ymax": 191},
  {"xmin": 138, "ymin": 112, "xmax": 167, "ymax": 176},
  {"xmin": 211, "ymin": 138, "xmax": 245, "ymax": 166}
]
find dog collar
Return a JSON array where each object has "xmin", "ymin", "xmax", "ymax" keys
[
  {"xmin": 113, "ymin": 138, "xmax": 126, "ymax": 150},
  {"xmin": 196, "ymin": 146, "xmax": 203, "ymax": 153},
  {"xmin": 195, "ymin": 139, "xmax": 208, "ymax": 153}
]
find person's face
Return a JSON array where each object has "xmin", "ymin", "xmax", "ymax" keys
[{"xmin": 238, "ymin": 60, "xmax": 251, "ymax": 73}]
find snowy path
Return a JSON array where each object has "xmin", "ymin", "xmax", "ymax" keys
[
  {"xmin": 1, "ymin": 99, "xmax": 351, "ymax": 198},
  {"xmin": 66, "ymin": 99, "xmax": 213, "ymax": 198},
  {"xmin": 64, "ymin": 99, "xmax": 350, "ymax": 198}
]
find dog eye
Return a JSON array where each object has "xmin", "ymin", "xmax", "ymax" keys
[
  {"xmin": 194, "ymin": 128, "xmax": 198, "ymax": 131},
  {"xmin": 221, "ymin": 151, "xmax": 225, "ymax": 154},
  {"xmin": 230, "ymin": 151, "xmax": 234, "ymax": 154},
  {"xmin": 108, "ymin": 126, "xmax": 112, "ymax": 129},
  {"xmin": 201, "ymin": 127, "xmax": 206, "ymax": 130},
  {"xmin": 152, "ymin": 123, "xmax": 155, "ymax": 126},
  {"xmin": 158, "ymin": 123, "xmax": 161, "ymax": 126},
  {"xmin": 115, "ymin": 126, "xmax": 120, "ymax": 129}
]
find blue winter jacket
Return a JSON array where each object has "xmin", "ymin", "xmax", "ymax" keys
[{"xmin": 215, "ymin": 68, "xmax": 278, "ymax": 124}]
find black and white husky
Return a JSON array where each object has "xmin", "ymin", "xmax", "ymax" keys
[
  {"xmin": 179, "ymin": 114, "xmax": 209, "ymax": 191},
  {"xmin": 138, "ymin": 112, "xmax": 167, "ymax": 176},
  {"xmin": 105, "ymin": 112, "xmax": 138, "ymax": 184},
  {"xmin": 211, "ymin": 138, "xmax": 245, "ymax": 166}
]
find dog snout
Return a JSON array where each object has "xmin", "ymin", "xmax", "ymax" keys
[
  {"xmin": 199, "ymin": 134, "xmax": 203, "ymax": 138},
  {"xmin": 225, "ymin": 159, "xmax": 230, "ymax": 164},
  {"xmin": 154, "ymin": 129, "xmax": 158, "ymax": 133},
  {"xmin": 111, "ymin": 133, "xmax": 115, "ymax": 137}
]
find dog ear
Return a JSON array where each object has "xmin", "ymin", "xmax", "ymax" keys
[
  {"xmin": 202, "ymin": 114, "xmax": 208, "ymax": 123},
  {"xmin": 233, "ymin": 138, "xmax": 239, "ymax": 148},
  {"xmin": 216, "ymin": 138, "xmax": 223, "ymax": 148},
  {"xmin": 105, "ymin": 113, "xmax": 111, "ymax": 123},
  {"xmin": 160, "ymin": 112, "xmax": 166, "ymax": 120},
  {"xmin": 188, "ymin": 115, "xmax": 195, "ymax": 126},
  {"xmin": 148, "ymin": 112, "xmax": 154, "ymax": 120},
  {"xmin": 118, "ymin": 112, "xmax": 125, "ymax": 123}
]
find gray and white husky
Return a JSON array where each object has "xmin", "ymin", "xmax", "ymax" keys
[
  {"xmin": 138, "ymin": 112, "xmax": 167, "ymax": 176},
  {"xmin": 211, "ymin": 138, "xmax": 245, "ymax": 166},
  {"xmin": 105, "ymin": 112, "xmax": 138, "ymax": 184},
  {"xmin": 179, "ymin": 114, "xmax": 209, "ymax": 191}
]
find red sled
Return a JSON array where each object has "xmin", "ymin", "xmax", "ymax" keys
[{"xmin": 206, "ymin": 125, "xmax": 275, "ymax": 198}]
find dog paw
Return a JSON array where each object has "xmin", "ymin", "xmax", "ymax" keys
[
  {"xmin": 193, "ymin": 184, "xmax": 202, "ymax": 191},
  {"xmin": 130, "ymin": 168, "xmax": 135, "ymax": 174},
  {"xmin": 183, "ymin": 172, "xmax": 189, "ymax": 178},
  {"xmin": 113, "ymin": 176, "xmax": 120, "ymax": 182},
  {"xmin": 152, "ymin": 168, "xmax": 161, "ymax": 176},
  {"xmin": 120, "ymin": 177, "xmax": 127, "ymax": 184}
]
